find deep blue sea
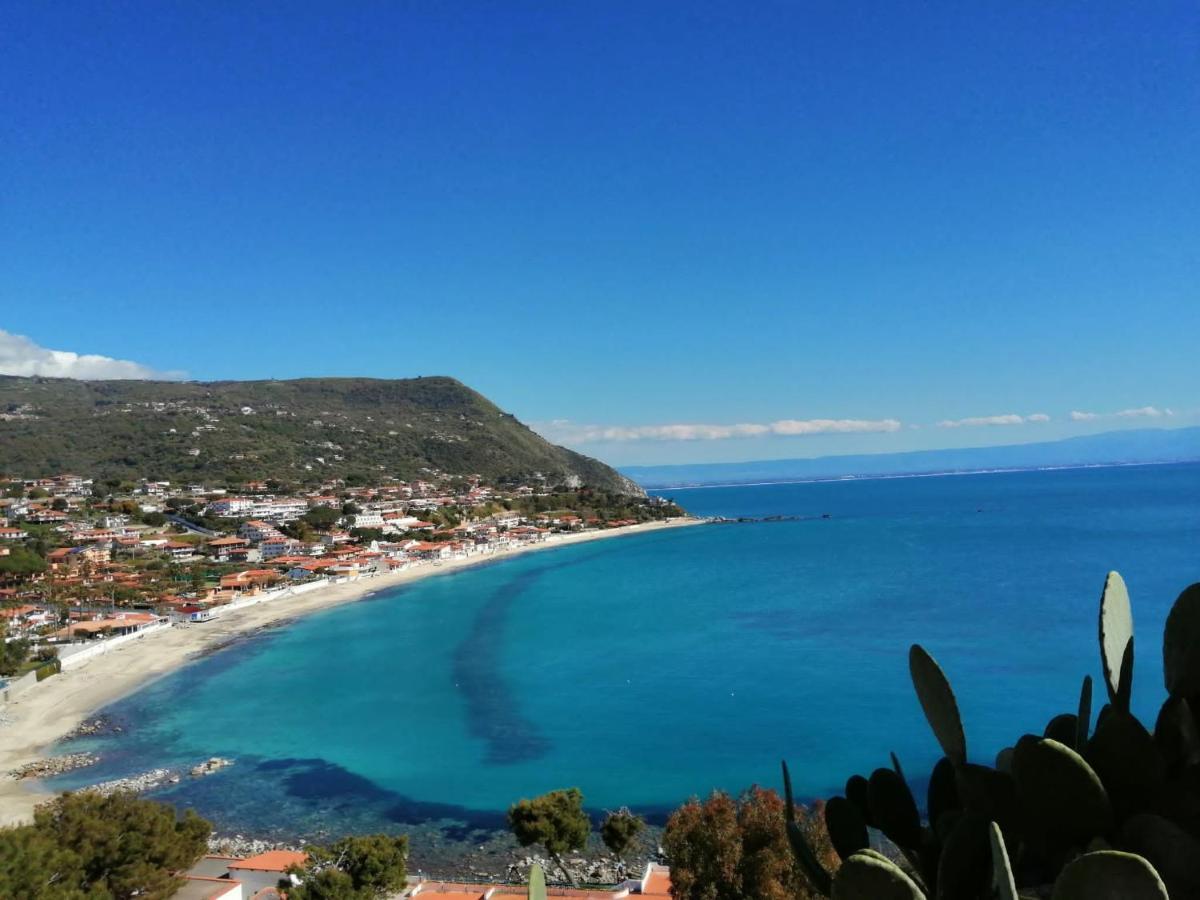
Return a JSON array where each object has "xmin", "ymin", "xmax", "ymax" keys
[{"xmin": 52, "ymin": 463, "xmax": 1200, "ymax": 842}]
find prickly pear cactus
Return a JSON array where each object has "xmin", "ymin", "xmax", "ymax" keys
[
  {"xmin": 1050, "ymin": 851, "xmax": 1167, "ymax": 899},
  {"xmin": 1121, "ymin": 812, "xmax": 1200, "ymax": 899},
  {"xmin": 832, "ymin": 852, "xmax": 927, "ymax": 899},
  {"xmin": 782, "ymin": 760, "xmax": 833, "ymax": 894},
  {"xmin": 1099, "ymin": 571, "xmax": 1134, "ymax": 710},
  {"xmin": 1163, "ymin": 582, "xmax": 1200, "ymax": 697},
  {"xmin": 1075, "ymin": 674, "xmax": 1092, "ymax": 750},
  {"xmin": 824, "ymin": 795, "xmax": 869, "ymax": 860},
  {"xmin": 909, "ymin": 645, "xmax": 966, "ymax": 766},
  {"xmin": 782, "ymin": 571, "xmax": 1199, "ymax": 900},
  {"xmin": 1012, "ymin": 736, "xmax": 1113, "ymax": 852},
  {"xmin": 989, "ymin": 822, "xmax": 1017, "ymax": 900},
  {"xmin": 868, "ymin": 766, "xmax": 922, "ymax": 851},
  {"xmin": 528, "ymin": 862, "xmax": 547, "ymax": 900},
  {"xmin": 935, "ymin": 813, "xmax": 991, "ymax": 900}
]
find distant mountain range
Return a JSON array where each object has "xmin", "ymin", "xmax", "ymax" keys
[
  {"xmin": 622, "ymin": 427, "xmax": 1200, "ymax": 489},
  {"xmin": 0, "ymin": 375, "xmax": 642, "ymax": 494}
]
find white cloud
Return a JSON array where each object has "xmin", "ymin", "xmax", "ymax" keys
[
  {"xmin": 1072, "ymin": 406, "xmax": 1173, "ymax": 422},
  {"xmin": 936, "ymin": 413, "xmax": 1050, "ymax": 428},
  {"xmin": 1116, "ymin": 405, "xmax": 1171, "ymax": 418},
  {"xmin": 0, "ymin": 329, "xmax": 181, "ymax": 380},
  {"xmin": 536, "ymin": 416, "xmax": 903, "ymax": 444},
  {"xmin": 770, "ymin": 418, "xmax": 902, "ymax": 436}
]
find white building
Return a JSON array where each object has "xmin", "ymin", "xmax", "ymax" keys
[
  {"xmin": 206, "ymin": 497, "xmax": 254, "ymax": 517},
  {"xmin": 248, "ymin": 499, "xmax": 308, "ymax": 522},
  {"xmin": 352, "ymin": 512, "xmax": 385, "ymax": 529},
  {"xmin": 239, "ymin": 521, "xmax": 282, "ymax": 543}
]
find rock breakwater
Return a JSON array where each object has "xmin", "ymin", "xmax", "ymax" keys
[{"xmin": 10, "ymin": 752, "xmax": 99, "ymax": 780}]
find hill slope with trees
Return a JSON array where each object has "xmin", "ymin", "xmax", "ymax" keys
[{"xmin": 0, "ymin": 375, "xmax": 642, "ymax": 494}]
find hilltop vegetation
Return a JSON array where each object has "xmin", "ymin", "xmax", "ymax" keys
[{"xmin": 0, "ymin": 375, "xmax": 641, "ymax": 494}]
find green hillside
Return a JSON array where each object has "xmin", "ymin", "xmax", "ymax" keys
[{"xmin": 0, "ymin": 375, "xmax": 642, "ymax": 494}]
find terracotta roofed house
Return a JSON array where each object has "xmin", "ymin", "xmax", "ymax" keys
[{"xmin": 225, "ymin": 850, "xmax": 308, "ymax": 896}]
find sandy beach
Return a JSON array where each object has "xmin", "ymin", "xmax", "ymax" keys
[{"xmin": 0, "ymin": 517, "xmax": 702, "ymax": 827}]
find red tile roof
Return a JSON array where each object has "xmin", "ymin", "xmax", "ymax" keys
[{"xmin": 227, "ymin": 850, "xmax": 308, "ymax": 872}]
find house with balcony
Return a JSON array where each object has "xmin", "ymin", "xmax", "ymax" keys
[
  {"xmin": 165, "ymin": 541, "xmax": 197, "ymax": 561},
  {"xmin": 260, "ymin": 536, "xmax": 302, "ymax": 559},
  {"xmin": 205, "ymin": 497, "xmax": 254, "ymax": 518},
  {"xmin": 206, "ymin": 536, "xmax": 253, "ymax": 562},
  {"xmin": 239, "ymin": 520, "xmax": 282, "ymax": 543}
]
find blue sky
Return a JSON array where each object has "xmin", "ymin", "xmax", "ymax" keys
[{"xmin": 2, "ymin": 2, "xmax": 1196, "ymax": 465}]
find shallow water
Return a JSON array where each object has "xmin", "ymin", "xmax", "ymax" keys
[{"xmin": 53, "ymin": 463, "xmax": 1200, "ymax": 839}]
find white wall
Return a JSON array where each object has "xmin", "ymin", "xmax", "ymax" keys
[{"xmin": 58, "ymin": 621, "xmax": 170, "ymax": 670}]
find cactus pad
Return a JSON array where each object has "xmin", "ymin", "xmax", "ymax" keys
[
  {"xmin": 1099, "ymin": 571, "xmax": 1134, "ymax": 708},
  {"xmin": 528, "ymin": 863, "xmax": 547, "ymax": 900},
  {"xmin": 1075, "ymin": 675, "xmax": 1093, "ymax": 751},
  {"xmin": 1012, "ymin": 736, "xmax": 1113, "ymax": 851},
  {"xmin": 832, "ymin": 852, "xmax": 927, "ymax": 900},
  {"xmin": 927, "ymin": 756, "xmax": 959, "ymax": 832},
  {"xmin": 868, "ymin": 766, "xmax": 923, "ymax": 852},
  {"xmin": 910, "ymin": 644, "xmax": 967, "ymax": 766},
  {"xmin": 1050, "ymin": 850, "xmax": 1167, "ymax": 899},
  {"xmin": 935, "ymin": 812, "xmax": 991, "ymax": 900},
  {"xmin": 989, "ymin": 821, "xmax": 1018, "ymax": 900},
  {"xmin": 1084, "ymin": 708, "xmax": 1165, "ymax": 820},
  {"xmin": 1163, "ymin": 582, "xmax": 1200, "ymax": 698},
  {"xmin": 1121, "ymin": 812, "xmax": 1200, "ymax": 899},
  {"xmin": 825, "ymin": 795, "xmax": 870, "ymax": 861}
]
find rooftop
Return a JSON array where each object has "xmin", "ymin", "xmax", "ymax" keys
[{"xmin": 227, "ymin": 849, "xmax": 308, "ymax": 872}]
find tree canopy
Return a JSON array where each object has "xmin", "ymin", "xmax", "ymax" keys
[
  {"xmin": 663, "ymin": 787, "xmax": 835, "ymax": 900},
  {"xmin": 0, "ymin": 792, "xmax": 210, "ymax": 900},
  {"xmin": 288, "ymin": 833, "xmax": 408, "ymax": 900},
  {"xmin": 0, "ymin": 638, "xmax": 30, "ymax": 677},
  {"xmin": 303, "ymin": 505, "xmax": 341, "ymax": 529},
  {"xmin": 0, "ymin": 547, "xmax": 47, "ymax": 577},
  {"xmin": 600, "ymin": 808, "xmax": 645, "ymax": 863},
  {"xmin": 507, "ymin": 788, "xmax": 591, "ymax": 885}
]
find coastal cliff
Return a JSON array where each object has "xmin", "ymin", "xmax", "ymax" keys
[{"xmin": 0, "ymin": 375, "xmax": 642, "ymax": 495}]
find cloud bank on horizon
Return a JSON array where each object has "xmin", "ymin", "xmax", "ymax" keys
[
  {"xmin": 0, "ymin": 329, "xmax": 182, "ymax": 380},
  {"xmin": 537, "ymin": 417, "xmax": 904, "ymax": 444},
  {"xmin": 936, "ymin": 412, "xmax": 1051, "ymax": 428},
  {"xmin": 539, "ymin": 405, "xmax": 1183, "ymax": 446},
  {"xmin": 1070, "ymin": 406, "xmax": 1173, "ymax": 421}
]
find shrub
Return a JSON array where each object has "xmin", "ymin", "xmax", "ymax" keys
[{"xmin": 664, "ymin": 786, "xmax": 835, "ymax": 900}]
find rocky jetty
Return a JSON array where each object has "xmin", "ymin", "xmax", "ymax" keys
[
  {"xmin": 190, "ymin": 756, "xmax": 233, "ymax": 777},
  {"xmin": 66, "ymin": 715, "xmax": 123, "ymax": 739},
  {"xmin": 91, "ymin": 768, "xmax": 180, "ymax": 795},
  {"xmin": 82, "ymin": 757, "xmax": 233, "ymax": 796},
  {"xmin": 9, "ymin": 752, "xmax": 99, "ymax": 780},
  {"xmin": 712, "ymin": 514, "xmax": 830, "ymax": 524}
]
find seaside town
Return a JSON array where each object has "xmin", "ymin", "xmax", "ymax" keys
[
  {"xmin": 0, "ymin": 470, "xmax": 684, "ymax": 691},
  {"xmin": 0, "ymin": 469, "xmax": 692, "ymax": 897}
]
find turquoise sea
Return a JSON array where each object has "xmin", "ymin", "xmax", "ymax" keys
[{"xmin": 53, "ymin": 463, "xmax": 1200, "ymax": 842}]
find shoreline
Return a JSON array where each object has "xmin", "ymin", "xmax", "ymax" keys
[{"xmin": 0, "ymin": 517, "xmax": 703, "ymax": 827}]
